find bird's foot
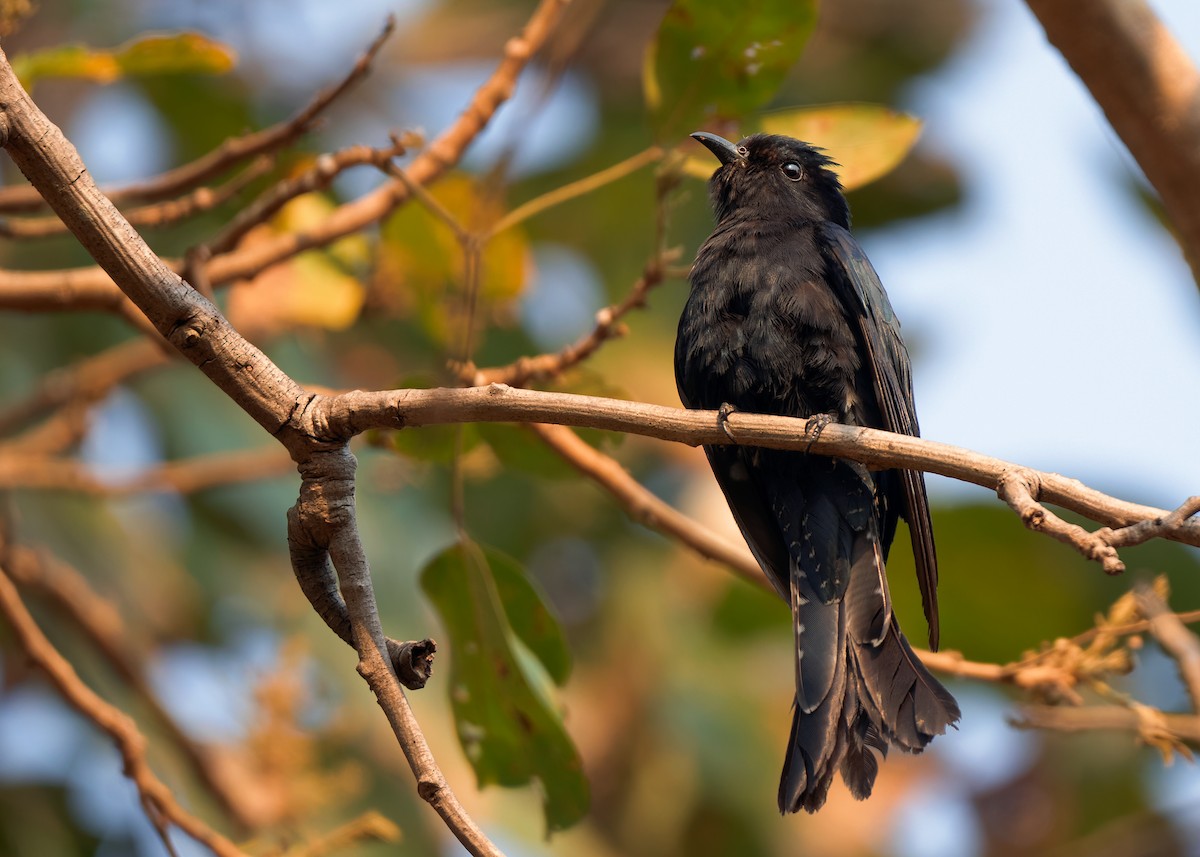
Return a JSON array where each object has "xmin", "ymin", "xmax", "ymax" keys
[
  {"xmin": 804, "ymin": 412, "xmax": 836, "ymax": 451},
  {"xmin": 717, "ymin": 403, "xmax": 739, "ymax": 442}
]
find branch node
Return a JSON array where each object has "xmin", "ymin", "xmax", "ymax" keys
[
  {"xmin": 387, "ymin": 637, "xmax": 437, "ymax": 690},
  {"xmin": 417, "ymin": 777, "xmax": 442, "ymax": 802}
]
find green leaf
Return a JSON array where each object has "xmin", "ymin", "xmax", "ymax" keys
[
  {"xmin": 477, "ymin": 423, "xmax": 578, "ymax": 480},
  {"xmin": 389, "ymin": 424, "xmax": 477, "ymax": 464},
  {"xmin": 13, "ymin": 32, "xmax": 235, "ymax": 89},
  {"xmin": 420, "ymin": 542, "xmax": 588, "ymax": 832},
  {"xmin": 484, "ymin": 547, "xmax": 572, "ymax": 685},
  {"xmin": 647, "ymin": 0, "xmax": 817, "ymax": 140},
  {"xmin": 682, "ymin": 103, "xmax": 922, "ymax": 192}
]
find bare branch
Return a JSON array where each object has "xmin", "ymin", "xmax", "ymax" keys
[
  {"xmin": 1099, "ymin": 495, "xmax": 1200, "ymax": 549},
  {"xmin": 1013, "ymin": 704, "xmax": 1200, "ymax": 753},
  {"xmin": 997, "ymin": 468, "xmax": 1125, "ymax": 574},
  {"xmin": 528, "ymin": 422, "xmax": 770, "ymax": 590},
  {"xmin": 0, "ymin": 447, "xmax": 294, "ymax": 493},
  {"xmin": 280, "ymin": 810, "xmax": 401, "ymax": 857},
  {"xmin": 0, "ymin": 562, "xmax": 250, "ymax": 857},
  {"xmin": 205, "ymin": 134, "xmax": 419, "ymax": 257},
  {"xmin": 3, "ymin": 543, "xmax": 256, "ymax": 830},
  {"xmin": 1135, "ymin": 583, "xmax": 1200, "ymax": 713},
  {"xmin": 317, "ymin": 384, "xmax": 1200, "ymax": 550},
  {"xmin": 0, "ymin": 16, "xmax": 397, "ymax": 215},
  {"xmin": 1024, "ymin": 0, "xmax": 1200, "ymax": 283},
  {"xmin": 464, "ymin": 249, "xmax": 680, "ymax": 387},
  {"xmin": 0, "ymin": 157, "xmax": 272, "ymax": 239}
]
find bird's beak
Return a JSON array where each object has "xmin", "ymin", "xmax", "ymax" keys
[{"xmin": 690, "ymin": 132, "xmax": 742, "ymax": 165}]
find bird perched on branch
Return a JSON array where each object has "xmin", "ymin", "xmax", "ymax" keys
[{"xmin": 675, "ymin": 131, "xmax": 959, "ymax": 813}]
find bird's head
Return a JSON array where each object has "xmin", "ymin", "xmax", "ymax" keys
[{"xmin": 690, "ymin": 132, "xmax": 850, "ymax": 229}]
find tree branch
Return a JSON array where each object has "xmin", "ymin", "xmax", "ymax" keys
[
  {"xmin": 0, "ymin": 156, "xmax": 271, "ymax": 238},
  {"xmin": 316, "ymin": 384, "xmax": 1200, "ymax": 552},
  {"xmin": 0, "ymin": 16, "xmax": 396, "ymax": 215},
  {"xmin": 1135, "ymin": 583, "xmax": 1200, "ymax": 713},
  {"xmin": 0, "ymin": 561, "xmax": 250, "ymax": 857},
  {"xmin": 0, "ymin": 0, "xmax": 571, "ymax": 316},
  {"xmin": 2, "ymin": 542, "xmax": 257, "ymax": 830},
  {"xmin": 528, "ymin": 421, "xmax": 771, "ymax": 590}
]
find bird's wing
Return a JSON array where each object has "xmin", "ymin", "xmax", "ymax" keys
[{"xmin": 818, "ymin": 220, "xmax": 940, "ymax": 651}]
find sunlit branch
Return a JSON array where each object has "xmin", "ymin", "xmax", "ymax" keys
[{"xmin": 320, "ymin": 384, "xmax": 1200, "ymax": 554}]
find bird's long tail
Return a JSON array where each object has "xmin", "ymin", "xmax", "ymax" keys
[{"xmin": 778, "ymin": 530, "xmax": 960, "ymax": 814}]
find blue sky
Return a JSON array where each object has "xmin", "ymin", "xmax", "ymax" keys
[{"xmin": 870, "ymin": 0, "xmax": 1200, "ymax": 510}]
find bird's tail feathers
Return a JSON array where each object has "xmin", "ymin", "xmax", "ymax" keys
[{"xmin": 778, "ymin": 531, "xmax": 958, "ymax": 814}]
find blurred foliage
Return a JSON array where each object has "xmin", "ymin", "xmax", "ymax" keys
[
  {"xmin": 420, "ymin": 541, "xmax": 587, "ymax": 832},
  {"xmin": 646, "ymin": 0, "xmax": 817, "ymax": 140},
  {"xmin": 12, "ymin": 31, "xmax": 234, "ymax": 89},
  {"xmin": 0, "ymin": 0, "xmax": 1197, "ymax": 856}
]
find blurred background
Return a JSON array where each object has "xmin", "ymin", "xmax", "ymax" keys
[{"xmin": 1, "ymin": 0, "xmax": 1199, "ymax": 855}]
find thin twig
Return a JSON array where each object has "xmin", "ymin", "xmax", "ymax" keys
[
  {"xmin": 279, "ymin": 810, "xmax": 401, "ymax": 857},
  {"xmin": 486, "ymin": 145, "xmax": 663, "ymax": 237},
  {"xmin": 1135, "ymin": 584, "xmax": 1200, "ymax": 713},
  {"xmin": 462, "ymin": 248, "xmax": 681, "ymax": 387},
  {"xmin": 1099, "ymin": 495, "xmax": 1200, "ymax": 549},
  {"xmin": 3, "ymin": 543, "xmax": 256, "ymax": 829},
  {"xmin": 0, "ymin": 447, "xmax": 295, "ymax": 493},
  {"xmin": 0, "ymin": 157, "xmax": 272, "ymax": 238},
  {"xmin": 1013, "ymin": 704, "xmax": 1200, "ymax": 750},
  {"xmin": 997, "ymin": 468, "xmax": 1125, "ymax": 573},
  {"xmin": 528, "ymin": 422, "xmax": 771, "ymax": 590},
  {"xmin": 0, "ymin": 17, "xmax": 397, "ymax": 215},
  {"xmin": 0, "ymin": 563, "xmax": 250, "ymax": 857},
  {"xmin": 206, "ymin": 135, "xmax": 419, "ymax": 257}
]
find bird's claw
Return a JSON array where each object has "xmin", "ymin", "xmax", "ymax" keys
[
  {"xmin": 804, "ymin": 412, "xmax": 836, "ymax": 451},
  {"xmin": 717, "ymin": 403, "xmax": 739, "ymax": 442}
]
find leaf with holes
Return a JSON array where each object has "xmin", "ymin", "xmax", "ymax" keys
[
  {"xmin": 420, "ymin": 542, "xmax": 587, "ymax": 832},
  {"xmin": 646, "ymin": 0, "xmax": 817, "ymax": 140}
]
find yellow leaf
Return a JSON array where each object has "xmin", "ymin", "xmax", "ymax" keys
[
  {"xmin": 227, "ymin": 240, "xmax": 364, "ymax": 336},
  {"xmin": 375, "ymin": 173, "xmax": 531, "ymax": 344},
  {"xmin": 760, "ymin": 104, "xmax": 922, "ymax": 191},
  {"xmin": 12, "ymin": 32, "xmax": 235, "ymax": 90},
  {"xmin": 683, "ymin": 103, "xmax": 922, "ymax": 192}
]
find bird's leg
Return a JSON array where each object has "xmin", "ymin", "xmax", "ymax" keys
[
  {"xmin": 717, "ymin": 402, "xmax": 739, "ymax": 443},
  {"xmin": 804, "ymin": 412, "xmax": 836, "ymax": 451}
]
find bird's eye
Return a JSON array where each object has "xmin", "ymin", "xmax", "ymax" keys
[
  {"xmin": 782, "ymin": 162, "xmax": 804, "ymax": 181},
  {"xmin": 736, "ymin": 145, "xmax": 749, "ymax": 157}
]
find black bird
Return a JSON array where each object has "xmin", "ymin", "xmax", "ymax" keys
[{"xmin": 675, "ymin": 132, "xmax": 959, "ymax": 813}]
